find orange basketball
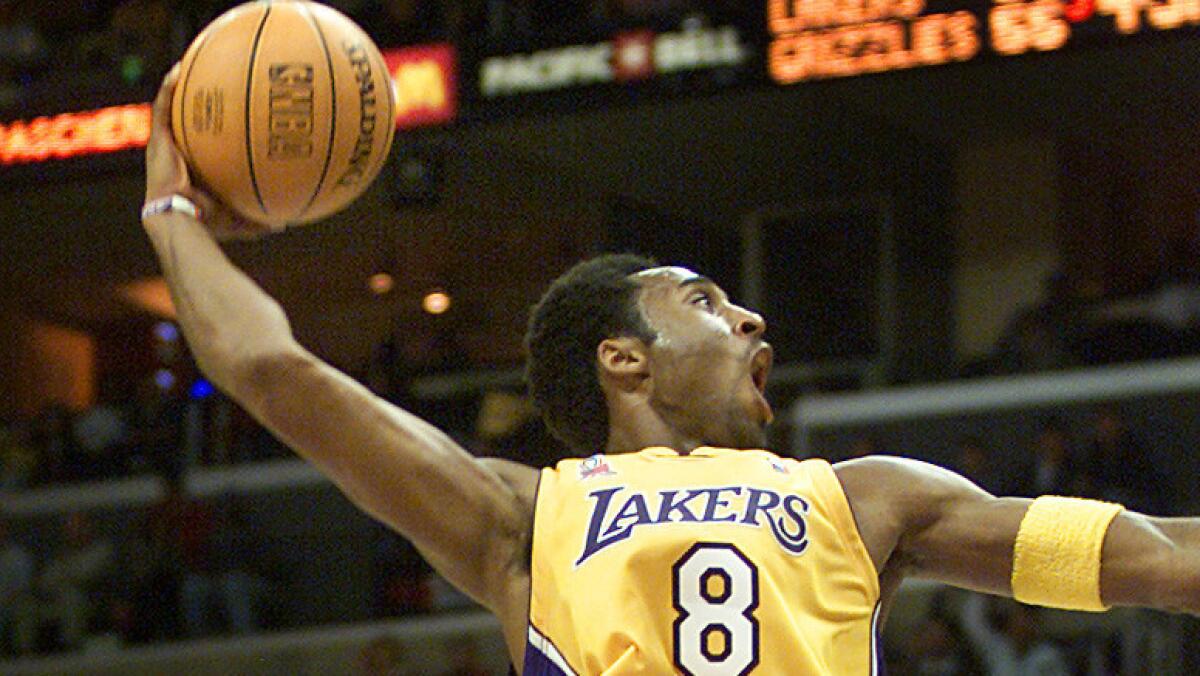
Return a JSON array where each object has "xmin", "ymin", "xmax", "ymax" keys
[{"xmin": 171, "ymin": 0, "xmax": 395, "ymax": 228}]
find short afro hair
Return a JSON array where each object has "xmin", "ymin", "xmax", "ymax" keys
[{"xmin": 524, "ymin": 254, "xmax": 657, "ymax": 454}]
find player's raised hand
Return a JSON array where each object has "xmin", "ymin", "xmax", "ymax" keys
[{"xmin": 144, "ymin": 63, "xmax": 270, "ymax": 240}]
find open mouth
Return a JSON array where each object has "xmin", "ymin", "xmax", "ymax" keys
[{"xmin": 750, "ymin": 344, "xmax": 773, "ymax": 395}]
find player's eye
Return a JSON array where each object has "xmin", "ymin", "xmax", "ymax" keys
[{"xmin": 690, "ymin": 292, "xmax": 715, "ymax": 311}]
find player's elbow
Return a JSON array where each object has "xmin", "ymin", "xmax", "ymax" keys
[
  {"xmin": 189, "ymin": 306, "xmax": 297, "ymax": 397},
  {"xmin": 228, "ymin": 343, "xmax": 311, "ymax": 413}
]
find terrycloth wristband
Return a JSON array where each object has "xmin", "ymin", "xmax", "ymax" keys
[
  {"xmin": 1011, "ymin": 495, "xmax": 1123, "ymax": 612},
  {"xmin": 142, "ymin": 194, "xmax": 201, "ymax": 222}
]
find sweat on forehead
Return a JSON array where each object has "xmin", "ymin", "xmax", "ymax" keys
[
  {"xmin": 630, "ymin": 266, "xmax": 698, "ymax": 282},
  {"xmin": 630, "ymin": 267, "xmax": 724, "ymax": 304}
]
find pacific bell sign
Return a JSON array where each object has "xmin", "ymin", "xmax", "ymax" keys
[{"xmin": 480, "ymin": 22, "xmax": 749, "ymax": 97}]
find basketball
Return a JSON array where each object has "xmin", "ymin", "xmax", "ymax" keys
[{"xmin": 171, "ymin": 0, "xmax": 395, "ymax": 228}]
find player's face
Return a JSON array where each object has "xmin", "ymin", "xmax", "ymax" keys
[{"xmin": 632, "ymin": 267, "xmax": 773, "ymax": 449}]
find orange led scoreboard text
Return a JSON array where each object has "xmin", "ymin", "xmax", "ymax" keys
[
  {"xmin": 767, "ymin": 0, "xmax": 1200, "ymax": 82},
  {"xmin": 0, "ymin": 104, "xmax": 151, "ymax": 166}
]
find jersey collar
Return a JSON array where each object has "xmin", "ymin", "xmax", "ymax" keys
[{"xmin": 638, "ymin": 446, "xmax": 741, "ymax": 458}]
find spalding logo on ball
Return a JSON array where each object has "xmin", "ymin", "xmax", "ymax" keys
[{"xmin": 171, "ymin": 0, "xmax": 396, "ymax": 229}]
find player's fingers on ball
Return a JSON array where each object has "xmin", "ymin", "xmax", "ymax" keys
[
  {"xmin": 151, "ymin": 63, "xmax": 181, "ymax": 132},
  {"xmin": 158, "ymin": 62, "xmax": 181, "ymax": 102}
]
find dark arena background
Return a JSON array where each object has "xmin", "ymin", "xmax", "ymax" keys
[{"xmin": 2, "ymin": 0, "xmax": 1200, "ymax": 673}]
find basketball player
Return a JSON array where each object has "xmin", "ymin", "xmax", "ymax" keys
[{"xmin": 142, "ymin": 66, "xmax": 1198, "ymax": 674}]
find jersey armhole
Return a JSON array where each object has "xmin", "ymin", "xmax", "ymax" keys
[
  {"xmin": 807, "ymin": 459, "xmax": 881, "ymax": 600},
  {"xmin": 527, "ymin": 467, "xmax": 551, "ymax": 627}
]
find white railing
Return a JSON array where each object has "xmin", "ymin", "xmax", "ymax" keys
[
  {"xmin": 793, "ymin": 356, "xmax": 1200, "ymax": 432},
  {"xmin": 0, "ymin": 458, "xmax": 327, "ymax": 516}
]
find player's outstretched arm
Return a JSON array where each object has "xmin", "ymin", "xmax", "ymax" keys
[
  {"xmin": 835, "ymin": 456, "xmax": 1200, "ymax": 614},
  {"xmin": 140, "ymin": 66, "xmax": 536, "ymax": 614}
]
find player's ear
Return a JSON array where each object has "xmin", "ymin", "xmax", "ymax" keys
[{"xmin": 597, "ymin": 336, "xmax": 649, "ymax": 389}]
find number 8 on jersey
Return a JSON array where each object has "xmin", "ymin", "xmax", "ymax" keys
[{"xmin": 672, "ymin": 543, "xmax": 761, "ymax": 675}]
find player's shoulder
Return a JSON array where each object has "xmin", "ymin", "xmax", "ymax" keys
[
  {"xmin": 834, "ymin": 455, "xmax": 975, "ymax": 490},
  {"xmin": 833, "ymin": 455, "xmax": 989, "ymax": 517}
]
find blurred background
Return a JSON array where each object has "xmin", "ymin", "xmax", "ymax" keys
[{"xmin": 1, "ymin": 0, "xmax": 1200, "ymax": 673}]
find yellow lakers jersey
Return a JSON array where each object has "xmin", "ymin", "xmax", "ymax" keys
[{"xmin": 524, "ymin": 446, "xmax": 880, "ymax": 675}]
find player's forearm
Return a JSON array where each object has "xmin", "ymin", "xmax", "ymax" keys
[
  {"xmin": 143, "ymin": 211, "xmax": 296, "ymax": 400},
  {"xmin": 1145, "ymin": 516, "xmax": 1200, "ymax": 613},
  {"xmin": 1101, "ymin": 513, "xmax": 1200, "ymax": 614}
]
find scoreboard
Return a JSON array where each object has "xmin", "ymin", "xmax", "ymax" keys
[{"xmin": 767, "ymin": 0, "xmax": 1200, "ymax": 82}]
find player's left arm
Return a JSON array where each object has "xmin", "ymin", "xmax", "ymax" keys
[{"xmin": 835, "ymin": 456, "xmax": 1200, "ymax": 614}]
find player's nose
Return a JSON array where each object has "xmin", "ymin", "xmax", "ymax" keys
[{"xmin": 730, "ymin": 305, "xmax": 766, "ymax": 339}]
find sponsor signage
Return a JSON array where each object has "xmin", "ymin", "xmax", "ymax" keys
[
  {"xmin": 1, "ymin": 44, "xmax": 457, "ymax": 166},
  {"xmin": 383, "ymin": 43, "xmax": 458, "ymax": 129},
  {"xmin": 479, "ymin": 22, "xmax": 750, "ymax": 97}
]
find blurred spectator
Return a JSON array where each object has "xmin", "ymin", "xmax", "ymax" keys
[
  {"xmin": 1078, "ymin": 406, "xmax": 1163, "ymax": 513},
  {"xmin": 953, "ymin": 436, "xmax": 1007, "ymax": 496},
  {"xmin": 956, "ymin": 594, "xmax": 1071, "ymax": 676},
  {"xmin": 898, "ymin": 594, "xmax": 982, "ymax": 676},
  {"xmin": 0, "ymin": 420, "xmax": 38, "ymax": 490},
  {"xmin": 372, "ymin": 525, "xmax": 433, "ymax": 618},
  {"xmin": 1011, "ymin": 418, "xmax": 1083, "ymax": 498},
  {"xmin": 13, "ymin": 512, "xmax": 114, "ymax": 654},
  {"xmin": 148, "ymin": 475, "xmax": 259, "ymax": 638},
  {"xmin": 0, "ymin": 513, "xmax": 34, "ymax": 656},
  {"xmin": 191, "ymin": 494, "xmax": 265, "ymax": 636},
  {"xmin": 358, "ymin": 633, "xmax": 406, "ymax": 676}
]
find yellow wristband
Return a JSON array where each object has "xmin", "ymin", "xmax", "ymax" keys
[{"xmin": 1011, "ymin": 496, "xmax": 1122, "ymax": 612}]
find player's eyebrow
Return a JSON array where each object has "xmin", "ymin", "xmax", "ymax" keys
[
  {"xmin": 678, "ymin": 275, "xmax": 715, "ymax": 289},
  {"xmin": 678, "ymin": 275, "xmax": 729, "ymax": 303}
]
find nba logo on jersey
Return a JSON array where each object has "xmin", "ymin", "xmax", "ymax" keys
[{"xmin": 579, "ymin": 455, "xmax": 615, "ymax": 480}]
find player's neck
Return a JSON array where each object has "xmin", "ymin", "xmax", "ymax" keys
[
  {"xmin": 605, "ymin": 415, "xmax": 703, "ymax": 456},
  {"xmin": 603, "ymin": 382, "xmax": 705, "ymax": 456}
]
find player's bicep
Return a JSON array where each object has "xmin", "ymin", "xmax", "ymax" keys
[
  {"xmin": 242, "ymin": 345, "xmax": 532, "ymax": 607},
  {"xmin": 838, "ymin": 456, "xmax": 1028, "ymax": 596},
  {"xmin": 901, "ymin": 490, "xmax": 1030, "ymax": 596}
]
